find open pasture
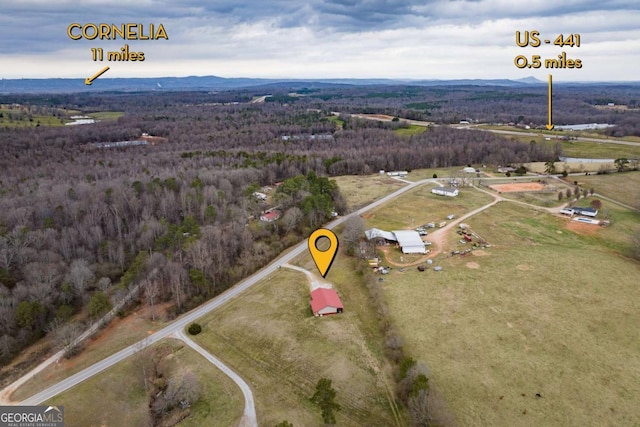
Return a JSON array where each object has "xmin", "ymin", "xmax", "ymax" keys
[
  {"xmin": 381, "ymin": 201, "xmax": 640, "ymax": 426},
  {"xmin": 362, "ymin": 184, "xmax": 495, "ymax": 231},
  {"xmin": 192, "ymin": 257, "xmax": 402, "ymax": 427}
]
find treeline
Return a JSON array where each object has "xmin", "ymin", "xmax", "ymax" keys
[{"xmin": 343, "ymin": 217, "xmax": 454, "ymax": 426}]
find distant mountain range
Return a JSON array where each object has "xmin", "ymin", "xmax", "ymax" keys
[{"xmin": 1, "ymin": 75, "xmax": 637, "ymax": 94}]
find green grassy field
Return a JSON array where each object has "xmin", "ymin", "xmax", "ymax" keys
[
  {"xmin": 333, "ymin": 173, "xmax": 405, "ymax": 210},
  {"xmin": 573, "ymin": 171, "xmax": 640, "ymax": 210},
  {"xmin": 327, "ymin": 115, "xmax": 345, "ymax": 129},
  {"xmin": 87, "ymin": 111, "xmax": 125, "ymax": 120},
  {"xmin": 483, "ymin": 126, "xmax": 640, "ymax": 159},
  {"xmin": 394, "ymin": 124, "xmax": 427, "ymax": 136},
  {"xmin": 11, "ymin": 306, "xmax": 169, "ymax": 402},
  {"xmin": 45, "ymin": 339, "xmax": 243, "ymax": 427},
  {"xmin": 363, "ymin": 184, "xmax": 495, "ymax": 231},
  {"xmin": 192, "ymin": 255, "xmax": 403, "ymax": 427},
  {"xmin": 402, "ymin": 167, "xmax": 482, "ymax": 182},
  {"xmin": 0, "ymin": 107, "xmax": 67, "ymax": 127},
  {"xmin": 0, "ymin": 104, "xmax": 124, "ymax": 128},
  {"xmin": 380, "ymin": 200, "xmax": 640, "ymax": 426}
]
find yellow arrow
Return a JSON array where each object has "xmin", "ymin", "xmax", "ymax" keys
[
  {"xmin": 546, "ymin": 74, "xmax": 554, "ymax": 130},
  {"xmin": 85, "ymin": 66, "xmax": 110, "ymax": 85}
]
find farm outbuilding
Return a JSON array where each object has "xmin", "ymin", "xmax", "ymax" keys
[
  {"xmin": 431, "ymin": 187, "xmax": 459, "ymax": 197},
  {"xmin": 365, "ymin": 228, "xmax": 397, "ymax": 242},
  {"xmin": 392, "ymin": 230, "xmax": 426, "ymax": 254},
  {"xmin": 310, "ymin": 288, "xmax": 344, "ymax": 316}
]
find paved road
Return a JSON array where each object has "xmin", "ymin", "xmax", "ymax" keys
[
  {"xmin": 472, "ymin": 127, "xmax": 640, "ymax": 147},
  {"xmin": 341, "ymin": 111, "xmax": 640, "ymax": 148},
  {"xmin": 8, "ymin": 177, "xmax": 430, "ymax": 408},
  {"xmin": 0, "ymin": 284, "xmax": 140, "ymax": 404},
  {"xmin": 174, "ymin": 330, "xmax": 257, "ymax": 427}
]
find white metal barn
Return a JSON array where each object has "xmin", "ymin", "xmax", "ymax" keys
[
  {"xmin": 392, "ymin": 230, "xmax": 426, "ymax": 254},
  {"xmin": 431, "ymin": 187, "xmax": 459, "ymax": 197},
  {"xmin": 365, "ymin": 228, "xmax": 397, "ymax": 241}
]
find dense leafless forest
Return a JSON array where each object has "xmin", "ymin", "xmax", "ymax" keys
[{"xmin": 1, "ymin": 83, "xmax": 639, "ymax": 365}]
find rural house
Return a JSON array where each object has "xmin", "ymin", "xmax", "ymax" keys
[
  {"xmin": 310, "ymin": 288, "xmax": 344, "ymax": 316},
  {"xmin": 260, "ymin": 210, "xmax": 281, "ymax": 222}
]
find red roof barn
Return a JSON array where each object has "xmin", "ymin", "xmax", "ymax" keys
[{"xmin": 310, "ymin": 288, "xmax": 344, "ymax": 316}]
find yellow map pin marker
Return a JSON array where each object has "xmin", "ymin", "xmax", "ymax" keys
[{"xmin": 308, "ymin": 228, "xmax": 339, "ymax": 278}]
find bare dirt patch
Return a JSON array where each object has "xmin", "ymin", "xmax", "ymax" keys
[
  {"xmin": 466, "ymin": 262, "xmax": 480, "ymax": 269},
  {"xmin": 565, "ymin": 220, "xmax": 600, "ymax": 236},
  {"xmin": 471, "ymin": 250, "xmax": 489, "ymax": 257},
  {"xmin": 490, "ymin": 182, "xmax": 545, "ymax": 192},
  {"xmin": 516, "ymin": 264, "xmax": 531, "ymax": 271}
]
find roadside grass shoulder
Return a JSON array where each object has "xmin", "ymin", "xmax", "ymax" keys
[
  {"xmin": 333, "ymin": 173, "xmax": 405, "ymax": 210},
  {"xmin": 45, "ymin": 339, "xmax": 243, "ymax": 427},
  {"xmin": 11, "ymin": 306, "xmax": 169, "ymax": 402},
  {"xmin": 574, "ymin": 171, "xmax": 640, "ymax": 210},
  {"xmin": 363, "ymin": 184, "xmax": 495, "ymax": 231},
  {"xmin": 403, "ymin": 167, "xmax": 475, "ymax": 182}
]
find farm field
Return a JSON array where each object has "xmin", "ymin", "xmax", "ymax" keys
[
  {"xmin": 0, "ymin": 104, "xmax": 124, "ymax": 128},
  {"xmin": 45, "ymin": 339, "xmax": 243, "ymax": 427},
  {"xmin": 394, "ymin": 124, "xmax": 427, "ymax": 136},
  {"xmin": 480, "ymin": 178, "xmax": 574, "ymax": 208},
  {"xmin": 574, "ymin": 171, "xmax": 640, "ymax": 210},
  {"xmin": 478, "ymin": 124, "xmax": 640, "ymax": 143},
  {"xmin": 192, "ymin": 254, "xmax": 402, "ymax": 427},
  {"xmin": 363, "ymin": 184, "xmax": 495, "ymax": 231},
  {"xmin": 525, "ymin": 161, "xmax": 615, "ymax": 174},
  {"xmin": 493, "ymin": 129, "xmax": 640, "ymax": 159},
  {"xmin": 380, "ymin": 201, "xmax": 640, "ymax": 426},
  {"xmin": 333, "ymin": 173, "xmax": 405, "ymax": 210},
  {"xmin": 403, "ymin": 167, "xmax": 486, "ymax": 182}
]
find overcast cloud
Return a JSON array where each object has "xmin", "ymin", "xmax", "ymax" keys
[{"xmin": 0, "ymin": 0, "xmax": 638, "ymax": 81}]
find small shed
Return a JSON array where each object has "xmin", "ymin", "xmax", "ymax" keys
[{"xmin": 310, "ymin": 288, "xmax": 344, "ymax": 316}]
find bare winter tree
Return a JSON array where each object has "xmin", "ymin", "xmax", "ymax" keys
[
  {"xmin": 281, "ymin": 207, "xmax": 303, "ymax": 234},
  {"xmin": 342, "ymin": 215, "xmax": 365, "ymax": 256},
  {"xmin": 97, "ymin": 277, "xmax": 112, "ymax": 292},
  {"xmin": 152, "ymin": 371, "xmax": 200, "ymax": 416},
  {"xmin": 66, "ymin": 259, "xmax": 94, "ymax": 302}
]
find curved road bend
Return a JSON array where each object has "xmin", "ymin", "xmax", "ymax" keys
[
  {"xmin": 11, "ymin": 178, "xmax": 430, "ymax": 407},
  {"xmin": 174, "ymin": 330, "xmax": 257, "ymax": 427}
]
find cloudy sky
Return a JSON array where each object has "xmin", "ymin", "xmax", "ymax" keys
[{"xmin": 1, "ymin": 0, "xmax": 639, "ymax": 81}]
